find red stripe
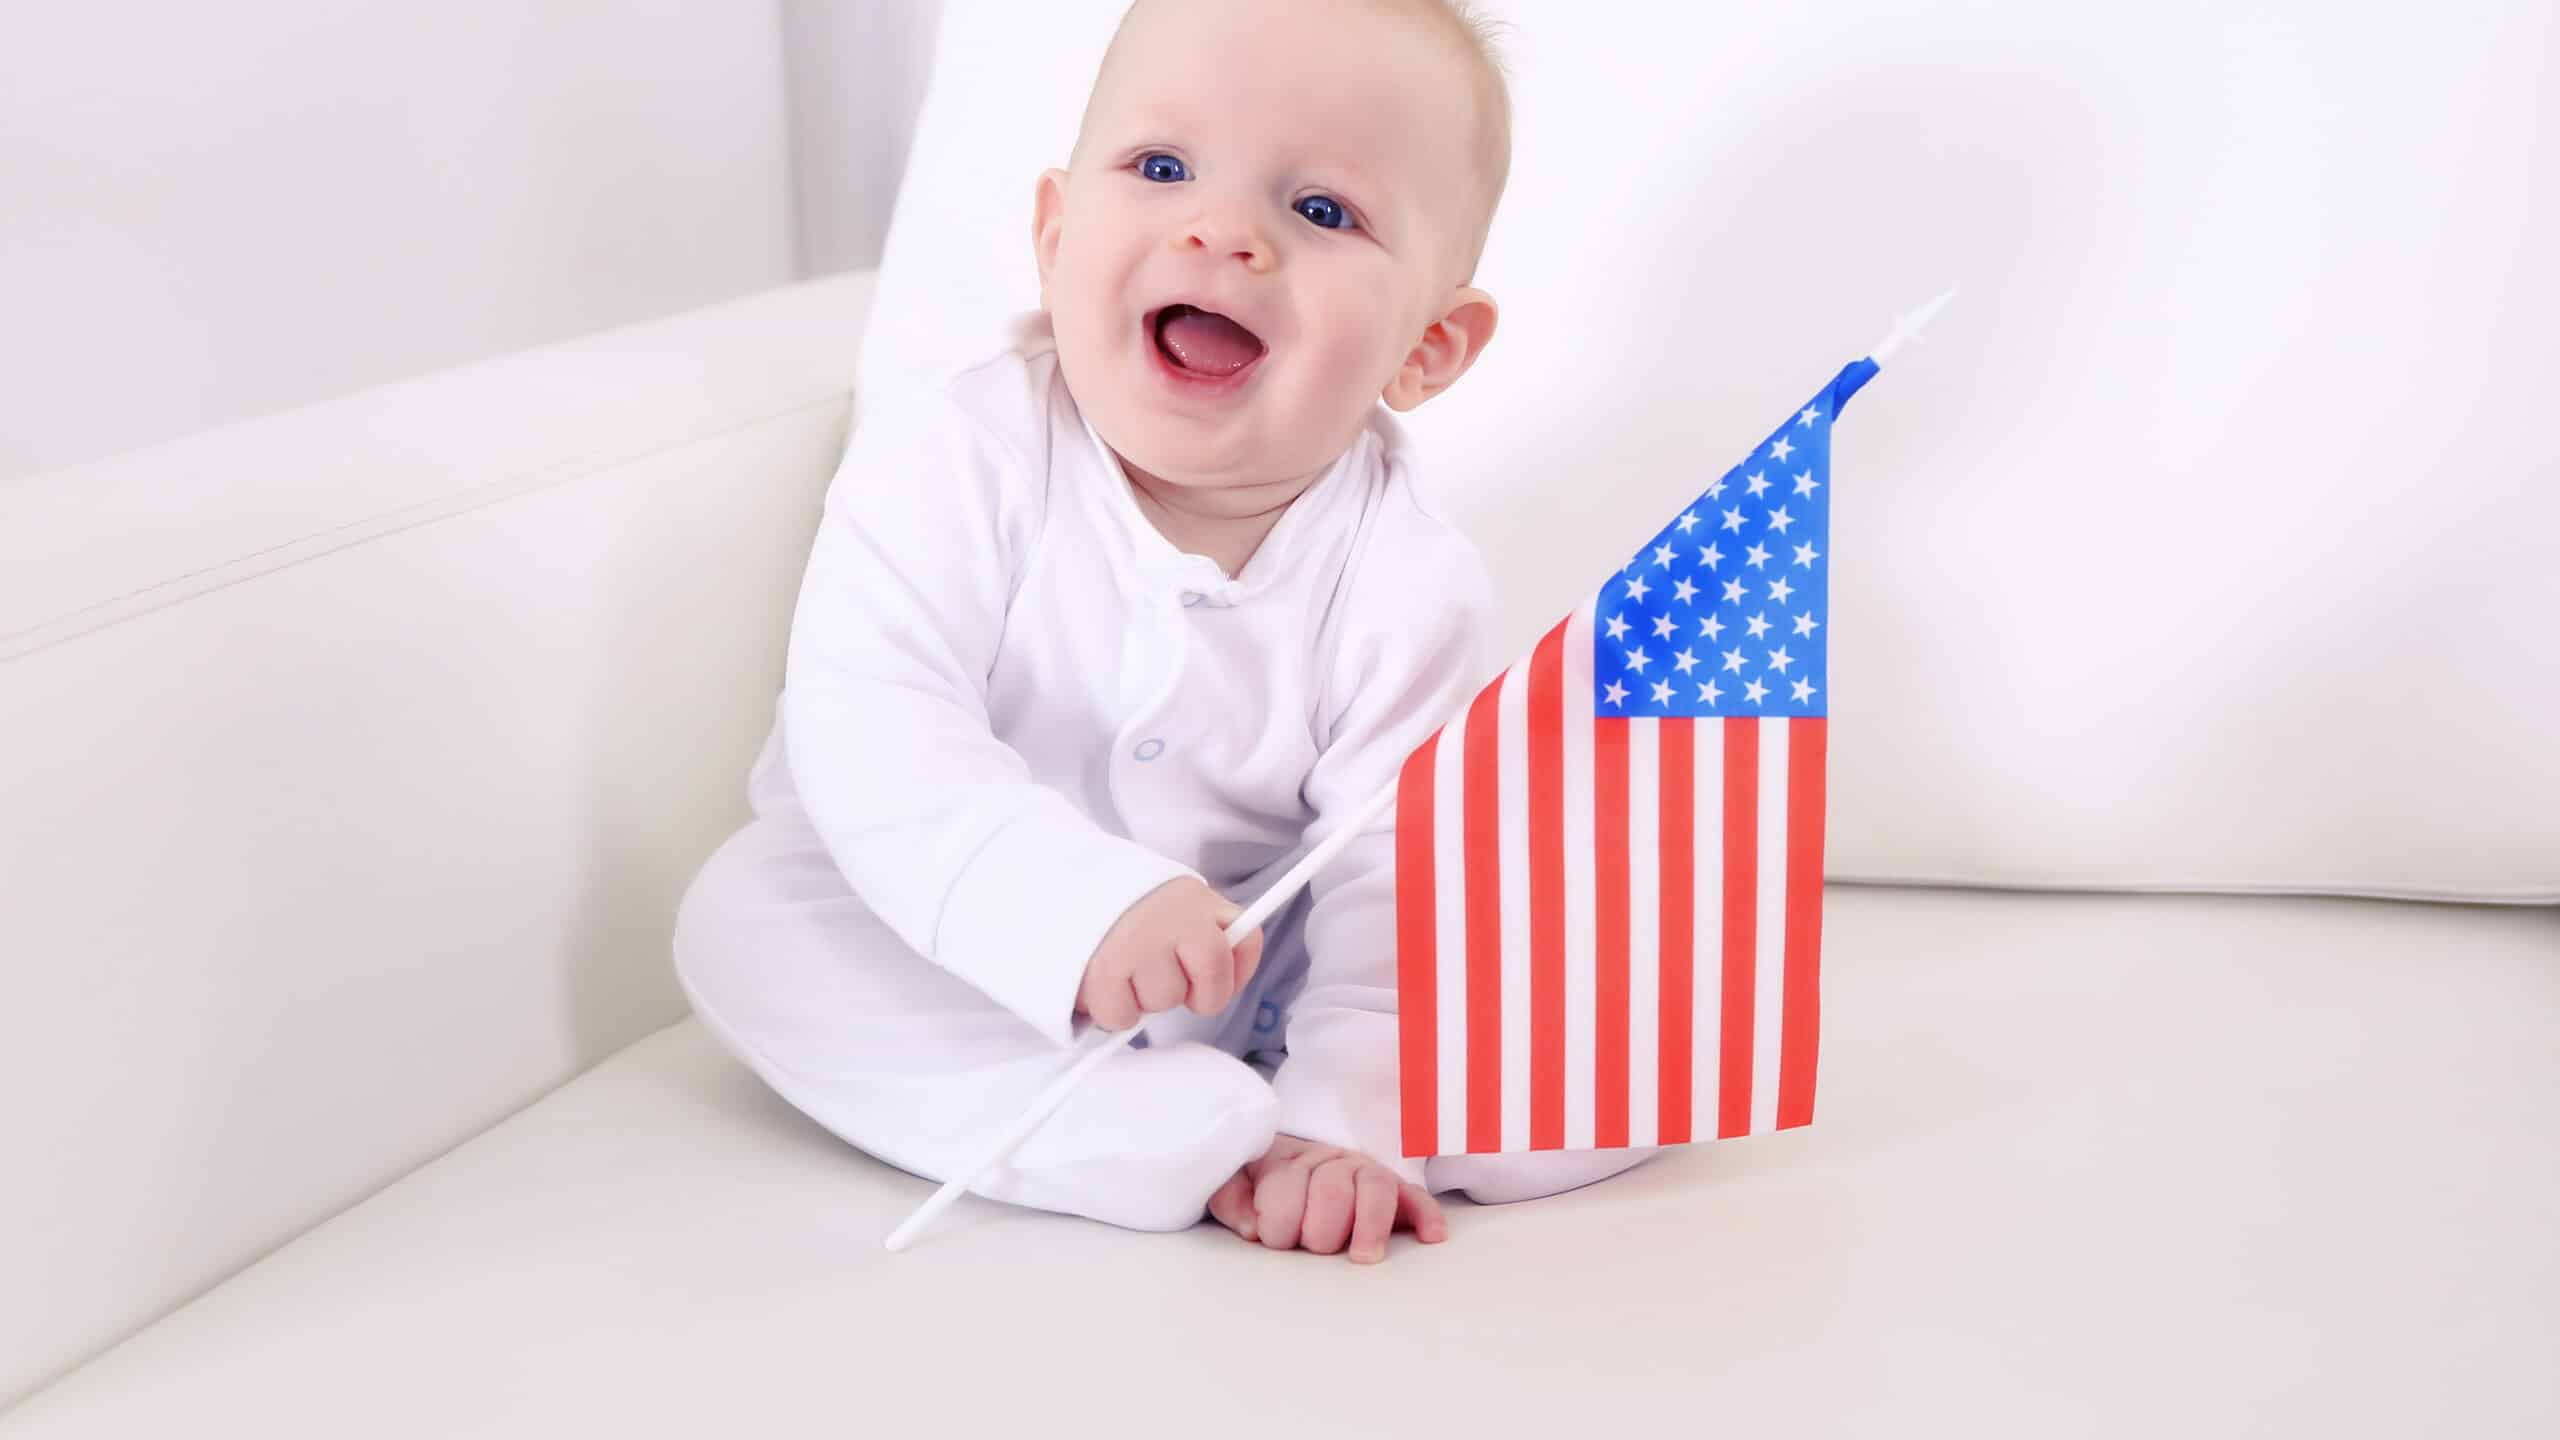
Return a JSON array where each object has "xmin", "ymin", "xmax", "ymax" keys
[
  {"xmin": 1777, "ymin": 718, "xmax": 1827, "ymax": 1129},
  {"xmin": 1462, "ymin": 680, "xmax": 1504, "ymax": 1153},
  {"xmin": 1593, "ymin": 717, "xmax": 1631, "ymax": 1149},
  {"xmin": 1395, "ymin": 736, "xmax": 1439, "ymax": 1158},
  {"xmin": 1656, "ymin": 718, "xmax": 1695, "ymax": 1145},
  {"xmin": 1717, "ymin": 717, "xmax": 1759, "ymax": 1138},
  {"xmin": 1527, "ymin": 621, "xmax": 1568, "ymax": 1149}
]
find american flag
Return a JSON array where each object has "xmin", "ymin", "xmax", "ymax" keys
[{"xmin": 1395, "ymin": 358, "xmax": 1878, "ymax": 1158}]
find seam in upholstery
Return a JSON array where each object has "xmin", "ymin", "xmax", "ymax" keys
[
  {"xmin": 1, "ymin": 390, "xmax": 852, "ymax": 664},
  {"xmin": 1823, "ymin": 871, "xmax": 2560, "ymax": 908}
]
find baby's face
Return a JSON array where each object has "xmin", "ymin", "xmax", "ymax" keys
[{"xmin": 1035, "ymin": 0, "xmax": 1497, "ymax": 496}]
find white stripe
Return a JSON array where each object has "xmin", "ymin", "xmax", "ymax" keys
[
  {"xmin": 1561, "ymin": 604, "xmax": 1597, "ymax": 1149},
  {"xmin": 1752, "ymin": 716, "xmax": 1789, "ymax": 1134},
  {"xmin": 1625, "ymin": 717, "xmax": 1660, "ymax": 1147},
  {"xmin": 1494, "ymin": 659, "xmax": 1533, "ymax": 1152},
  {"xmin": 1693, "ymin": 718, "xmax": 1725, "ymax": 1136},
  {"xmin": 1433, "ymin": 703, "xmax": 1470, "ymax": 1154}
]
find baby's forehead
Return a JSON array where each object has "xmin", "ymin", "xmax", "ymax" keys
[
  {"xmin": 1084, "ymin": 6, "xmax": 1494, "ymax": 177},
  {"xmin": 1078, "ymin": 0, "xmax": 1506, "ymax": 269}
]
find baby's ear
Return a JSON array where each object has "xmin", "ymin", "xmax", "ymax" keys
[
  {"xmin": 1032, "ymin": 169, "xmax": 1071, "ymax": 299},
  {"xmin": 1383, "ymin": 288, "xmax": 1499, "ymax": 412}
]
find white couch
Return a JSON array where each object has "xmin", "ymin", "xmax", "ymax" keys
[{"xmin": 7, "ymin": 1, "xmax": 2556, "ymax": 1432}]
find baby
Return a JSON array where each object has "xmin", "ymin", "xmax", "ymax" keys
[{"xmin": 674, "ymin": 0, "xmax": 1649, "ymax": 1264}]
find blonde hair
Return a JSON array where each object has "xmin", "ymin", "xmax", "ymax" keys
[{"xmin": 1406, "ymin": 0, "xmax": 1515, "ymax": 271}]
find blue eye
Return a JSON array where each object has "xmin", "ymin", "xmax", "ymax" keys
[
  {"xmin": 1294, "ymin": 194, "xmax": 1353, "ymax": 230},
  {"xmin": 1138, "ymin": 153, "xmax": 1188, "ymax": 183}
]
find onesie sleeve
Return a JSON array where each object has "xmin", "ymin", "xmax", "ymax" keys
[
  {"xmin": 1269, "ymin": 515, "xmax": 1497, "ymax": 1189},
  {"xmin": 777, "ymin": 372, "xmax": 1193, "ymax": 1047}
]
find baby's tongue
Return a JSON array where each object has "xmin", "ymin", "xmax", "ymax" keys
[{"xmin": 1157, "ymin": 306, "xmax": 1262, "ymax": 376}]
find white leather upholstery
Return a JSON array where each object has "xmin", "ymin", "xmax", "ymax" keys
[
  {"xmin": 865, "ymin": 0, "xmax": 2560, "ymax": 902},
  {"xmin": 9, "ymin": 888, "xmax": 2554, "ymax": 1436},
  {"xmin": 0, "ymin": 4, "xmax": 799, "ymax": 486},
  {"xmin": 0, "ymin": 273, "xmax": 874, "ymax": 1405}
]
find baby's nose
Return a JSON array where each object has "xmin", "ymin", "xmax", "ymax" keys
[{"xmin": 1174, "ymin": 212, "xmax": 1274, "ymax": 274}]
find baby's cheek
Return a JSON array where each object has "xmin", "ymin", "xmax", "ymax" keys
[{"xmin": 1298, "ymin": 296, "xmax": 1397, "ymax": 403}]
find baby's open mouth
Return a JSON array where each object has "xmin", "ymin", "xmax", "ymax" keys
[{"xmin": 1152, "ymin": 304, "xmax": 1266, "ymax": 379}]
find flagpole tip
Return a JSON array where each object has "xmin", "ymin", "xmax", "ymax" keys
[{"xmin": 1868, "ymin": 287, "xmax": 1958, "ymax": 367}]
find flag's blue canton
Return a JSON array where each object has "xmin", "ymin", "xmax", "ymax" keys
[{"xmin": 1592, "ymin": 359, "xmax": 1875, "ymax": 719}]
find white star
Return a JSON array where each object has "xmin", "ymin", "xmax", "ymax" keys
[
  {"xmin": 1767, "ymin": 577, "xmax": 1796, "ymax": 604},
  {"xmin": 1768, "ymin": 436, "xmax": 1794, "ymax": 462},
  {"xmin": 1624, "ymin": 646, "xmax": 1652, "ymax": 674},
  {"xmin": 1797, "ymin": 405, "xmax": 1820, "ymax": 427},
  {"xmin": 1746, "ymin": 471, "xmax": 1772, "ymax": 499},
  {"xmin": 1765, "ymin": 645, "xmax": 1794, "ymax": 673},
  {"xmin": 1721, "ymin": 578, "xmax": 1748, "ymax": 605},
  {"xmin": 1720, "ymin": 506, "xmax": 1748, "ymax": 534},
  {"xmin": 1623, "ymin": 574, "xmax": 1650, "ymax": 602},
  {"xmin": 1697, "ymin": 543, "xmax": 1724, "ymax": 570},
  {"xmin": 1720, "ymin": 647, "xmax": 1749, "ymax": 675},
  {"xmin": 1745, "ymin": 543, "xmax": 1773, "ymax": 570},
  {"xmin": 1790, "ymin": 677, "xmax": 1816, "ymax": 703},
  {"xmin": 1699, "ymin": 614, "xmax": 1726, "ymax": 641},
  {"xmin": 1745, "ymin": 611, "xmax": 1772, "ymax": 640},
  {"xmin": 1673, "ymin": 647, "xmax": 1700, "ymax": 674},
  {"xmin": 1698, "ymin": 680, "xmax": 1723, "ymax": 705},
  {"xmin": 1791, "ymin": 611, "xmax": 1820, "ymax": 637},
  {"xmin": 1671, "ymin": 577, "xmax": 1699, "ymax": 605},
  {"xmin": 1604, "ymin": 613, "xmax": 1630, "ymax": 642},
  {"xmin": 1651, "ymin": 679, "xmax": 1675, "ymax": 705},
  {"xmin": 1793, "ymin": 542, "xmax": 1821, "ymax": 568},
  {"xmin": 1765, "ymin": 506, "xmax": 1794, "ymax": 534},
  {"xmin": 1603, "ymin": 680, "xmax": 1629, "ymax": 708},
  {"xmin": 1705, "ymin": 476, "xmax": 1728, "ymax": 500},
  {"xmin": 1743, "ymin": 678, "xmax": 1770, "ymax": 705},
  {"xmin": 1793, "ymin": 470, "xmax": 1819, "ymax": 497},
  {"xmin": 1675, "ymin": 510, "xmax": 1700, "ymax": 534},
  {"xmin": 1652, "ymin": 543, "xmax": 1678, "ymax": 568},
  {"xmin": 1652, "ymin": 613, "xmax": 1677, "ymax": 640}
]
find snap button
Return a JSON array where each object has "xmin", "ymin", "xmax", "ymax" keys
[{"xmin": 1134, "ymin": 738, "xmax": 1167, "ymax": 762}]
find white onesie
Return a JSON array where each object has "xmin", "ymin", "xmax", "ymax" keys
[{"xmin": 674, "ymin": 312, "xmax": 1649, "ymax": 1231}]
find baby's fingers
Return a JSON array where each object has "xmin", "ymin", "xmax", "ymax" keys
[
  {"xmin": 1251, "ymin": 1157, "xmax": 1311, "ymax": 1251},
  {"xmin": 1173, "ymin": 921, "xmax": 1238, "ymax": 1017},
  {"xmin": 1348, "ymin": 1166, "xmax": 1402, "ymax": 1263},
  {"xmin": 1400, "ymin": 1181, "xmax": 1449, "ymax": 1245},
  {"xmin": 1231, "ymin": 924, "xmax": 1264, "ymax": 990},
  {"xmin": 1205, "ymin": 1169, "xmax": 1258, "ymax": 1242},
  {"xmin": 1299, "ymin": 1158, "xmax": 1361, "ymax": 1255},
  {"xmin": 1208, "ymin": 896, "xmax": 1269, "ymax": 999}
]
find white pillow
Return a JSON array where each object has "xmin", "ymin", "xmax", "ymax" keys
[{"xmin": 859, "ymin": 0, "xmax": 2559, "ymax": 903}]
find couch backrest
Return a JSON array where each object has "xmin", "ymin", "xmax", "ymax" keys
[
  {"xmin": 0, "ymin": 2, "xmax": 799, "ymax": 486},
  {"xmin": 861, "ymin": 0, "xmax": 2559, "ymax": 903},
  {"xmin": 0, "ymin": 274, "xmax": 874, "ymax": 1406}
]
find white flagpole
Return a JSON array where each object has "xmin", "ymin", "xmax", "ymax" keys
[
  {"xmin": 884, "ymin": 288, "xmax": 1954, "ymax": 1253},
  {"xmin": 1867, "ymin": 287, "xmax": 1956, "ymax": 367},
  {"xmin": 882, "ymin": 779, "xmax": 1400, "ymax": 1252}
]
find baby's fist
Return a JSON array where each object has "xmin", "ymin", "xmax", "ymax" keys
[{"xmin": 1078, "ymin": 877, "xmax": 1263, "ymax": 1030}]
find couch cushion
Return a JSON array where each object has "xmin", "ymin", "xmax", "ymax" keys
[
  {"xmin": 0, "ymin": 273, "xmax": 873, "ymax": 1407},
  {"xmin": 858, "ymin": 0, "xmax": 2560, "ymax": 903},
  {"xmin": 10, "ymin": 887, "xmax": 2553, "ymax": 1435}
]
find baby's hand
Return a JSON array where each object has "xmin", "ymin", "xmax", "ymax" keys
[
  {"xmin": 1207, "ymin": 1134, "xmax": 1449, "ymax": 1264},
  {"xmin": 1077, "ymin": 877, "xmax": 1263, "ymax": 1030}
]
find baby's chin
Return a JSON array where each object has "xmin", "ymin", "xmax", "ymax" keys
[{"xmin": 1097, "ymin": 420, "xmax": 1286, "ymax": 494}]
